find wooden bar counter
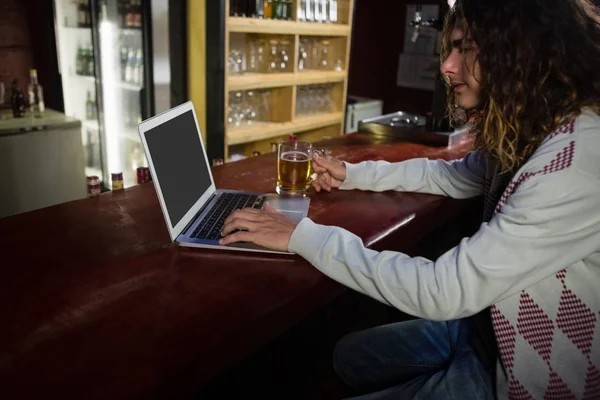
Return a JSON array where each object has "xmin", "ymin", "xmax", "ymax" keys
[{"xmin": 0, "ymin": 133, "xmax": 474, "ymax": 398}]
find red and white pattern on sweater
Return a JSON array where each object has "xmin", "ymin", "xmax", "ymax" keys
[
  {"xmin": 495, "ymin": 140, "xmax": 576, "ymax": 212},
  {"xmin": 543, "ymin": 119, "xmax": 576, "ymax": 142},
  {"xmin": 490, "ymin": 126, "xmax": 600, "ymax": 399},
  {"xmin": 491, "ymin": 267, "xmax": 600, "ymax": 399}
]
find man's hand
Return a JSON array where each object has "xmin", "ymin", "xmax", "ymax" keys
[
  {"xmin": 219, "ymin": 203, "xmax": 299, "ymax": 252},
  {"xmin": 311, "ymin": 152, "xmax": 347, "ymax": 192}
]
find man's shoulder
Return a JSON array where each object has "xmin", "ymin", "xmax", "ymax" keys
[{"xmin": 528, "ymin": 108, "xmax": 600, "ymax": 181}]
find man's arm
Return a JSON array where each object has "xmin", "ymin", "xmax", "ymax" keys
[{"xmin": 339, "ymin": 150, "xmax": 486, "ymax": 199}]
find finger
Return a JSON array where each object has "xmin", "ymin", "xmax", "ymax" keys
[
  {"xmin": 322, "ymin": 182, "xmax": 332, "ymax": 192},
  {"xmin": 311, "ymin": 181, "xmax": 322, "ymax": 192},
  {"xmin": 219, "ymin": 230, "xmax": 253, "ymax": 245},
  {"xmin": 315, "ymin": 172, "xmax": 331, "ymax": 186},
  {"xmin": 224, "ymin": 208, "xmax": 263, "ymax": 225},
  {"xmin": 313, "ymin": 164, "xmax": 328, "ymax": 173},
  {"xmin": 312, "ymin": 152, "xmax": 333, "ymax": 168},
  {"xmin": 221, "ymin": 218, "xmax": 259, "ymax": 236}
]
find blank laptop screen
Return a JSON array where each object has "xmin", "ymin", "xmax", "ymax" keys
[{"xmin": 144, "ymin": 110, "xmax": 212, "ymax": 229}]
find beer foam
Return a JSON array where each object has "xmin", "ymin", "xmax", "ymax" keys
[{"xmin": 280, "ymin": 151, "xmax": 310, "ymax": 162}]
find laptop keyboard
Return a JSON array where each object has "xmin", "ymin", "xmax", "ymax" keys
[{"xmin": 191, "ymin": 193, "xmax": 266, "ymax": 240}]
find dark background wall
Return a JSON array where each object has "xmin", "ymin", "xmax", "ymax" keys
[{"xmin": 347, "ymin": 0, "xmax": 447, "ymax": 115}]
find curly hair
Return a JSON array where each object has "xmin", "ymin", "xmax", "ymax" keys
[{"xmin": 441, "ymin": 0, "xmax": 600, "ymax": 173}]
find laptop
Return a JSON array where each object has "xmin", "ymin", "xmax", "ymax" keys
[{"xmin": 138, "ymin": 101, "xmax": 311, "ymax": 254}]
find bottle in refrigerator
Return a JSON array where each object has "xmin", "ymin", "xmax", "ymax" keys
[
  {"xmin": 125, "ymin": 0, "xmax": 135, "ymax": 27},
  {"xmin": 120, "ymin": 46, "xmax": 128, "ymax": 81},
  {"xmin": 86, "ymin": 90, "xmax": 96, "ymax": 120},
  {"xmin": 86, "ymin": 46, "xmax": 95, "ymax": 76},
  {"xmin": 27, "ymin": 69, "xmax": 45, "ymax": 115},
  {"xmin": 78, "ymin": 0, "xmax": 87, "ymax": 27},
  {"xmin": 133, "ymin": 0, "xmax": 142, "ymax": 27},
  {"xmin": 76, "ymin": 45, "xmax": 83, "ymax": 75},
  {"xmin": 135, "ymin": 48, "xmax": 144, "ymax": 86},
  {"xmin": 11, "ymin": 79, "xmax": 26, "ymax": 118},
  {"xmin": 125, "ymin": 48, "xmax": 136, "ymax": 83}
]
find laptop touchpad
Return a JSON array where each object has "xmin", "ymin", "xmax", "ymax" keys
[{"xmin": 279, "ymin": 210, "xmax": 304, "ymax": 222}]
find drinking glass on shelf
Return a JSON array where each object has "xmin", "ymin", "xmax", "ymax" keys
[
  {"xmin": 231, "ymin": 91, "xmax": 245, "ymax": 126},
  {"xmin": 259, "ymin": 89, "xmax": 271, "ymax": 120},
  {"xmin": 245, "ymin": 90, "xmax": 258, "ymax": 125},
  {"xmin": 246, "ymin": 39, "xmax": 259, "ymax": 73},
  {"xmin": 227, "ymin": 103, "xmax": 235, "ymax": 125},
  {"xmin": 319, "ymin": 40, "xmax": 330, "ymax": 70},
  {"xmin": 334, "ymin": 59, "xmax": 343, "ymax": 71},
  {"xmin": 256, "ymin": 38, "xmax": 267, "ymax": 72},
  {"xmin": 279, "ymin": 40, "xmax": 291, "ymax": 71},
  {"xmin": 298, "ymin": 40, "xmax": 308, "ymax": 71},
  {"xmin": 267, "ymin": 39, "xmax": 280, "ymax": 73},
  {"xmin": 310, "ymin": 39, "xmax": 320, "ymax": 69},
  {"xmin": 228, "ymin": 49, "xmax": 244, "ymax": 75}
]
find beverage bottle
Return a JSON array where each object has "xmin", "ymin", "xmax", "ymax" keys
[
  {"xmin": 305, "ymin": 0, "xmax": 314, "ymax": 21},
  {"xmin": 81, "ymin": 47, "xmax": 89, "ymax": 76},
  {"xmin": 125, "ymin": 0, "xmax": 135, "ymax": 27},
  {"xmin": 86, "ymin": 90, "xmax": 95, "ymax": 120},
  {"xmin": 11, "ymin": 79, "xmax": 26, "ymax": 118},
  {"xmin": 263, "ymin": 0, "xmax": 273, "ymax": 18},
  {"xmin": 298, "ymin": 0, "xmax": 306, "ymax": 21},
  {"xmin": 125, "ymin": 48, "xmax": 135, "ymax": 82},
  {"xmin": 76, "ymin": 44, "xmax": 83, "ymax": 75},
  {"xmin": 87, "ymin": 46, "xmax": 95, "ymax": 76},
  {"xmin": 27, "ymin": 69, "xmax": 45, "ymax": 115},
  {"xmin": 84, "ymin": 0, "xmax": 91, "ymax": 27},
  {"xmin": 135, "ymin": 48, "xmax": 144, "ymax": 86},
  {"xmin": 328, "ymin": 0, "xmax": 338, "ymax": 23},
  {"xmin": 254, "ymin": 0, "xmax": 264, "ymax": 18},
  {"xmin": 134, "ymin": 0, "xmax": 142, "ymax": 27},
  {"xmin": 120, "ymin": 46, "xmax": 128, "ymax": 81},
  {"xmin": 78, "ymin": 0, "xmax": 87, "ymax": 27}
]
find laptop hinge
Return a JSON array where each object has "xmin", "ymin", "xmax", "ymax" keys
[{"xmin": 181, "ymin": 193, "xmax": 217, "ymax": 235}]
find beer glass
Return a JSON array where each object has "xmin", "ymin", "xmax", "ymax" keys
[{"xmin": 276, "ymin": 141, "xmax": 325, "ymax": 196}]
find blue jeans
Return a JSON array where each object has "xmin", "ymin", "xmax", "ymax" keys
[{"xmin": 333, "ymin": 318, "xmax": 494, "ymax": 399}]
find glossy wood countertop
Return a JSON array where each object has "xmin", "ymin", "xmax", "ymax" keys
[{"xmin": 0, "ymin": 133, "xmax": 473, "ymax": 398}]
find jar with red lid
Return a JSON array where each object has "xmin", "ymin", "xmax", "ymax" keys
[
  {"xmin": 137, "ymin": 167, "xmax": 150, "ymax": 184},
  {"xmin": 87, "ymin": 176, "xmax": 101, "ymax": 196}
]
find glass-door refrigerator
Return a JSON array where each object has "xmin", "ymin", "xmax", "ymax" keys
[{"xmin": 54, "ymin": 0, "xmax": 154, "ymax": 189}]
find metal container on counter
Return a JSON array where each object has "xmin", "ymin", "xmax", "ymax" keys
[{"xmin": 358, "ymin": 111, "xmax": 469, "ymax": 147}]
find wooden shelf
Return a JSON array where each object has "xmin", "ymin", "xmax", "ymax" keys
[
  {"xmin": 226, "ymin": 112, "xmax": 344, "ymax": 145},
  {"xmin": 228, "ymin": 70, "xmax": 346, "ymax": 91},
  {"xmin": 228, "ymin": 17, "xmax": 351, "ymax": 36}
]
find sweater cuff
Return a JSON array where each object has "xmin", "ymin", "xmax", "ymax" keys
[
  {"xmin": 288, "ymin": 218, "xmax": 334, "ymax": 260},
  {"xmin": 339, "ymin": 161, "xmax": 364, "ymax": 190}
]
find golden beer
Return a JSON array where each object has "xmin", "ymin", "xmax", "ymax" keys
[{"xmin": 277, "ymin": 150, "xmax": 312, "ymax": 195}]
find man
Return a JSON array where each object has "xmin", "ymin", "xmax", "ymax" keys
[{"xmin": 220, "ymin": 0, "xmax": 600, "ymax": 398}]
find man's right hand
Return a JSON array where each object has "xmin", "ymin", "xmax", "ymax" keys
[{"xmin": 311, "ymin": 152, "xmax": 347, "ymax": 192}]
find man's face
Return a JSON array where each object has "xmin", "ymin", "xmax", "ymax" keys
[{"xmin": 440, "ymin": 23, "xmax": 482, "ymax": 111}]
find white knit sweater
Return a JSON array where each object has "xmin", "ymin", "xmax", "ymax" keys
[{"xmin": 288, "ymin": 109, "xmax": 600, "ymax": 399}]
